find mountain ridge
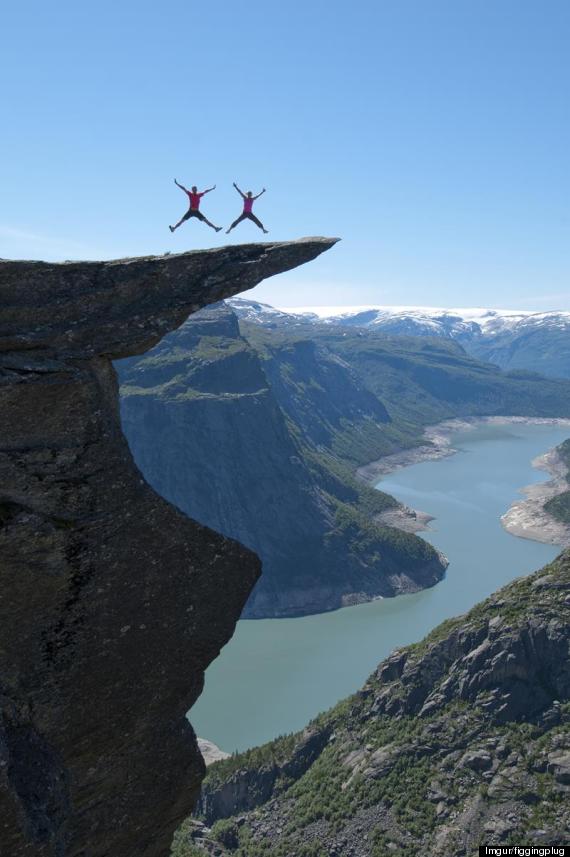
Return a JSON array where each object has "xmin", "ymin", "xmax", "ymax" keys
[{"xmin": 228, "ymin": 299, "xmax": 570, "ymax": 379}]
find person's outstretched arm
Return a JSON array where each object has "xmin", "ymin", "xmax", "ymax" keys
[
  {"xmin": 233, "ymin": 182, "xmax": 246, "ymax": 198},
  {"xmin": 202, "ymin": 184, "xmax": 217, "ymax": 194},
  {"xmin": 253, "ymin": 187, "xmax": 266, "ymax": 200},
  {"xmin": 174, "ymin": 178, "xmax": 189, "ymax": 193}
]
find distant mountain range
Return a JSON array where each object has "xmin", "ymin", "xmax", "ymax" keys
[{"xmin": 227, "ymin": 299, "xmax": 570, "ymax": 379}]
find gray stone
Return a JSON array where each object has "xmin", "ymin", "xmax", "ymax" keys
[
  {"xmin": 460, "ymin": 750, "xmax": 493, "ymax": 771},
  {"xmin": 0, "ymin": 239, "xmax": 336, "ymax": 857},
  {"xmin": 547, "ymin": 752, "xmax": 570, "ymax": 784}
]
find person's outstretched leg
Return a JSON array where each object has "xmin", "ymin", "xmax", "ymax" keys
[
  {"xmin": 248, "ymin": 212, "xmax": 269, "ymax": 234},
  {"xmin": 226, "ymin": 213, "xmax": 246, "ymax": 234},
  {"xmin": 202, "ymin": 215, "xmax": 222, "ymax": 232},
  {"xmin": 169, "ymin": 215, "xmax": 187, "ymax": 232}
]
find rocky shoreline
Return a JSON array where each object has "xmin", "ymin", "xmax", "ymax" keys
[
  {"xmin": 358, "ymin": 416, "xmax": 570, "ymax": 542},
  {"xmin": 241, "ymin": 553, "xmax": 447, "ymax": 618},
  {"xmin": 501, "ymin": 445, "xmax": 570, "ymax": 547},
  {"xmin": 356, "ymin": 419, "xmax": 470, "ymax": 485}
]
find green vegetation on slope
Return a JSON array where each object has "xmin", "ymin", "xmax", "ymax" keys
[
  {"xmin": 174, "ymin": 551, "xmax": 570, "ymax": 857},
  {"xmin": 242, "ymin": 324, "xmax": 570, "ymax": 467},
  {"xmin": 544, "ymin": 438, "xmax": 570, "ymax": 524},
  {"xmin": 119, "ymin": 305, "xmax": 570, "ymax": 617}
]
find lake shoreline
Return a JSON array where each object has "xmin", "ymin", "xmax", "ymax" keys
[
  {"xmin": 358, "ymin": 416, "xmax": 570, "ymax": 542},
  {"xmin": 501, "ymin": 446, "xmax": 570, "ymax": 547},
  {"xmin": 193, "ymin": 421, "xmax": 569, "ymax": 753}
]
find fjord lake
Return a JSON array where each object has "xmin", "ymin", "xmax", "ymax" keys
[{"xmin": 191, "ymin": 421, "xmax": 569, "ymax": 753}]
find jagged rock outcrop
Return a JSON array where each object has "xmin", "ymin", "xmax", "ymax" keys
[
  {"xmin": 0, "ymin": 239, "xmax": 336, "ymax": 857},
  {"xmin": 179, "ymin": 550, "xmax": 570, "ymax": 856},
  {"xmin": 196, "ymin": 726, "xmax": 332, "ymax": 824}
]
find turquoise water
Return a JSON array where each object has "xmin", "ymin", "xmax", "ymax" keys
[{"xmin": 191, "ymin": 422, "xmax": 569, "ymax": 753}]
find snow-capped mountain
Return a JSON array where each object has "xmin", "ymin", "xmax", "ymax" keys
[
  {"xmin": 282, "ymin": 304, "xmax": 570, "ymax": 337},
  {"xmin": 225, "ymin": 298, "xmax": 317, "ymax": 327},
  {"xmin": 226, "ymin": 299, "xmax": 570, "ymax": 379}
]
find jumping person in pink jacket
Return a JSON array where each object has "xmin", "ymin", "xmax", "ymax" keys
[
  {"xmin": 169, "ymin": 179, "xmax": 222, "ymax": 233},
  {"xmin": 226, "ymin": 183, "xmax": 269, "ymax": 234}
]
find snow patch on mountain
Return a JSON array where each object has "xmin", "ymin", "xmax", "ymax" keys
[
  {"xmin": 226, "ymin": 298, "xmax": 319, "ymax": 325},
  {"xmin": 280, "ymin": 304, "xmax": 569, "ymax": 331},
  {"xmin": 229, "ymin": 298, "xmax": 569, "ymax": 336},
  {"xmin": 227, "ymin": 299, "xmax": 570, "ymax": 379}
]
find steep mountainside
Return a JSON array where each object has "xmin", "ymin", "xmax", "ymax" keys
[
  {"xmin": 229, "ymin": 300, "xmax": 570, "ymax": 380},
  {"xmin": 119, "ymin": 305, "xmax": 444, "ymax": 618},
  {"xmin": 175, "ymin": 550, "xmax": 570, "ymax": 857},
  {"xmin": 120, "ymin": 304, "xmax": 570, "ymax": 618},
  {"xmin": 544, "ymin": 438, "xmax": 570, "ymax": 525},
  {"xmin": 0, "ymin": 239, "xmax": 335, "ymax": 857},
  {"xmin": 466, "ymin": 321, "xmax": 570, "ymax": 380},
  {"xmin": 242, "ymin": 322, "xmax": 570, "ymax": 463}
]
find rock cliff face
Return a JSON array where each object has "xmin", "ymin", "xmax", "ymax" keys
[
  {"xmin": 0, "ymin": 239, "xmax": 336, "ymax": 857},
  {"xmin": 180, "ymin": 550, "xmax": 570, "ymax": 856},
  {"xmin": 118, "ymin": 304, "xmax": 445, "ymax": 618}
]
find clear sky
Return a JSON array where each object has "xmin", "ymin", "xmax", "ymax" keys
[{"xmin": 2, "ymin": 1, "xmax": 569, "ymax": 309}]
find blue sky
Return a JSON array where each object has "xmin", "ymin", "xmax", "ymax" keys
[{"xmin": 2, "ymin": 1, "xmax": 569, "ymax": 309}]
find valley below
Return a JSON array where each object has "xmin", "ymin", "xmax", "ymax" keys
[
  {"xmin": 360, "ymin": 416, "xmax": 570, "ymax": 547},
  {"xmin": 114, "ymin": 294, "xmax": 570, "ymax": 854},
  {"xmin": 119, "ymin": 300, "xmax": 570, "ymax": 621},
  {"xmin": 191, "ymin": 419, "xmax": 570, "ymax": 753},
  {"xmin": 3, "ymin": 240, "xmax": 569, "ymax": 857}
]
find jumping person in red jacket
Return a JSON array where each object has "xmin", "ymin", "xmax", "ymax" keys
[
  {"xmin": 226, "ymin": 183, "xmax": 268, "ymax": 234},
  {"xmin": 169, "ymin": 179, "xmax": 222, "ymax": 233}
]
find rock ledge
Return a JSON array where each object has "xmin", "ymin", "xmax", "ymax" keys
[{"xmin": 0, "ymin": 239, "xmax": 336, "ymax": 857}]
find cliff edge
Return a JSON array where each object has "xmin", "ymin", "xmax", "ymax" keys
[{"xmin": 0, "ymin": 238, "xmax": 336, "ymax": 857}]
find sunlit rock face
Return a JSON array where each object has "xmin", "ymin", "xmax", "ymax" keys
[{"xmin": 0, "ymin": 238, "xmax": 336, "ymax": 857}]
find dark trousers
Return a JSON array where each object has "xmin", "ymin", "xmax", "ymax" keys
[{"xmin": 230, "ymin": 211, "xmax": 265, "ymax": 230}]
